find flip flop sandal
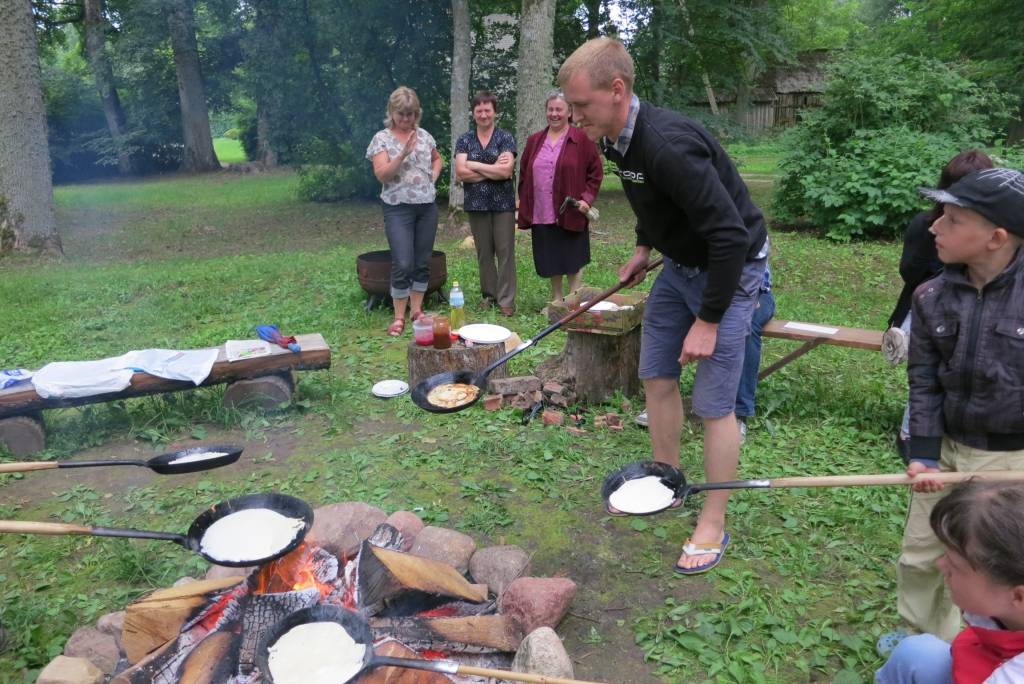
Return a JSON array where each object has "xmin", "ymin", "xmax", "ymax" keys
[
  {"xmin": 387, "ymin": 319, "xmax": 405, "ymax": 337},
  {"xmin": 675, "ymin": 532, "xmax": 730, "ymax": 575}
]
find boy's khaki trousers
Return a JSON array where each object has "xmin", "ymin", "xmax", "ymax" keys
[{"xmin": 897, "ymin": 437, "xmax": 1024, "ymax": 640}]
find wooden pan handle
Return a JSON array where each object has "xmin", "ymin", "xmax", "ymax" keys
[
  {"xmin": 0, "ymin": 520, "xmax": 92, "ymax": 535},
  {"xmin": 769, "ymin": 470, "xmax": 1024, "ymax": 488},
  {"xmin": 457, "ymin": 665, "xmax": 607, "ymax": 684},
  {"xmin": 0, "ymin": 462, "xmax": 59, "ymax": 473}
]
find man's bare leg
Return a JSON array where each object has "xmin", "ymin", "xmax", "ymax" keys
[
  {"xmin": 677, "ymin": 412, "xmax": 740, "ymax": 569},
  {"xmin": 645, "ymin": 377, "xmax": 683, "ymax": 468}
]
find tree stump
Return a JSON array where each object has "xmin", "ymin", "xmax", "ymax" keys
[
  {"xmin": 0, "ymin": 415, "xmax": 46, "ymax": 456},
  {"xmin": 407, "ymin": 341, "xmax": 507, "ymax": 389},
  {"xmin": 539, "ymin": 328, "xmax": 641, "ymax": 403},
  {"xmin": 221, "ymin": 372, "xmax": 294, "ymax": 411}
]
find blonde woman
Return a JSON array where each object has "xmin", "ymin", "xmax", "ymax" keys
[{"xmin": 366, "ymin": 86, "xmax": 443, "ymax": 336}]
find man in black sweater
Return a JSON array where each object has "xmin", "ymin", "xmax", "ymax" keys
[{"xmin": 560, "ymin": 37, "xmax": 768, "ymax": 574}]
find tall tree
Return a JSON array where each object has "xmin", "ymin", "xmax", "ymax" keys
[
  {"xmin": 166, "ymin": 0, "xmax": 219, "ymax": 171},
  {"xmin": 0, "ymin": 0, "xmax": 62, "ymax": 255},
  {"xmin": 515, "ymin": 0, "xmax": 556, "ymax": 155},
  {"xmin": 83, "ymin": 0, "xmax": 134, "ymax": 174},
  {"xmin": 450, "ymin": 0, "xmax": 471, "ymax": 209},
  {"xmin": 584, "ymin": 0, "xmax": 602, "ymax": 37}
]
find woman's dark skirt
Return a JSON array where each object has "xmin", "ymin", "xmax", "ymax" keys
[{"xmin": 530, "ymin": 223, "xmax": 590, "ymax": 277}]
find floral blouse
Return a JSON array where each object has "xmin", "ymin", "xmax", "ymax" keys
[
  {"xmin": 365, "ymin": 127, "xmax": 437, "ymax": 205},
  {"xmin": 454, "ymin": 128, "xmax": 516, "ymax": 212}
]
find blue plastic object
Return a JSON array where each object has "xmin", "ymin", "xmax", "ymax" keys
[{"xmin": 256, "ymin": 325, "xmax": 300, "ymax": 353}]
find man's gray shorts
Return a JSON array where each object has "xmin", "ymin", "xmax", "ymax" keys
[{"xmin": 639, "ymin": 257, "xmax": 766, "ymax": 418}]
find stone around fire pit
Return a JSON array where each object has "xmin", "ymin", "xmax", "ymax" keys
[
  {"xmin": 384, "ymin": 510, "xmax": 425, "ymax": 551},
  {"xmin": 512, "ymin": 626, "xmax": 575, "ymax": 679},
  {"xmin": 95, "ymin": 610, "xmax": 125, "ymax": 651},
  {"xmin": 499, "ymin": 577, "xmax": 577, "ymax": 634},
  {"xmin": 63, "ymin": 626, "xmax": 120, "ymax": 675},
  {"xmin": 310, "ymin": 501, "xmax": 388, "ymax": 558},
  {"xmin": 205, "ymin": 564, "xmax": 253, "ymax": 581},
  {"xmin": 469, "ymin": 545, "xmax": 530, "ymax": 596},
  {"xmin": 37, "ymin": 655, "xmax": 104, "ymax": 684},
  {"xmin": 409, "ymin": 526, "xmax": 476, "ymax": 574}
]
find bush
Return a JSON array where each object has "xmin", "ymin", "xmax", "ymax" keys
[
  {"xmin": 223, "ymin": 128, "xmax": 240, "ymax": 140},
  {"xmin": 774, "ymin": 50, "xmax": 1017, "ymax": 240},
  {"xmin": 237, "ymin": 111, "xmax": 259, "ymax": 164}
]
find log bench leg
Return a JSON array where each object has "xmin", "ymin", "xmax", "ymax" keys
[
  {"xmin": 758, "ymin": 338, "xmax": 825, "ymax": 380},
  {"xmin": 221, "ymin": 372, "xmax": 294, "ymax": 411},
  {"xmin": 0, "ymin": 414, "xmax": 46, "ymax": 456}
]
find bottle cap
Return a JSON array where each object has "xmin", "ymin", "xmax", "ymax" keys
[{"xmin": 453, "ymin": 281, "xmax": 460, "ymax": 287}]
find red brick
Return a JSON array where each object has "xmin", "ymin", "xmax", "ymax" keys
[
  {"xmin": 542, "ymin": 381, "xmax": 565, "ymax": 395},
  {"xmin": 542, "ymin": 409, "xmax": 564, "ymax": 426},
  {"xmin": 483, "ymin": 394, "xmax": 503, "ymax": 411}
]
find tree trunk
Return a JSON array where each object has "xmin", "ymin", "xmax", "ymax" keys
[
  {"xmin": 166, "ymin": 0, "xmax": 220, "ymax": 172},
  {"xmin": 515, "ymin": 0, "xmax": 557, "ymax": 157},
  {"xmin": 255, "ymin": 103, "xmax": 277, "ymax": 167},
  {"xmin": 676, "ymin": 0, "xmax": 718, "ymax": 116},
  {"xmin": 449, "ymin": 0, "xmax": 470, "ymax": 209},
  {"xmin": 0, "ymin": 0, "xmax": 62, "ymax": 256},
  {"xmin": 250, "ymin": 0, "xmax": 280, "ymax": 167},
  {"xmin": 585, "ymin": 0, "xmax": 602, "ymax": 38},
  {"xmin": 83, "ymin": 0, "xmax": 134, "ymax": 175},
  {"xmin": 648, "ymin": 0, "xmax": 664, "ymax": 104}
]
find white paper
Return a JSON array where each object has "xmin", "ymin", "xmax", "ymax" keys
[
  {"xmin": 225, "ymin": 340, "xmax": 272, "ymax": 362},
  {"xmin": 783, "ymin": 321, "xmax": 839, "ymax": 336}
]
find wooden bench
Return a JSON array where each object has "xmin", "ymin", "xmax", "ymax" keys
[
  {"xmin": 0, "ymin": 333, "xmax": 332, "ymax": 456},
  {"xmin": 759, "ymin": 320, "xmax": 882, "ymax": 380}
]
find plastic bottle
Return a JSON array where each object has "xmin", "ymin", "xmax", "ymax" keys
[{"xmin": 449, "ymin": 281, "xmax": 465, "ymax": 331}]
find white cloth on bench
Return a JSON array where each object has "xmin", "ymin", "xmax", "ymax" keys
[{"xmin": 32, "ymin": 348, "xmax": 218, "ymax": 399}]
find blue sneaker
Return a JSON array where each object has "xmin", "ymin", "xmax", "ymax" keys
[{"xmin": 876, "ymin": 629, "xmax": 911, "ymax": 658}]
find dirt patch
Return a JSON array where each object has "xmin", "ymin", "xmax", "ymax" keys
[{"xmin": 0, "ymin": 425, "xmax": 303, "ymax": 512}]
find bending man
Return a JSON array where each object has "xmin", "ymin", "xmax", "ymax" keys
[{"xmin": 560, "ymin": 38, "xmax": 768, "ymax": 574}]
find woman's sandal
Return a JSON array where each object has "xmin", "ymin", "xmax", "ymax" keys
[
  {"xmin": 387, "ymin": 319, "xmax": 405, "ymax": 337},
  {"xmin": 410, "ymin": 310, "xmax": 424, "ymax": 322}
]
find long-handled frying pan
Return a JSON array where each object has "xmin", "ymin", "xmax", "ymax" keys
[
  {"xmin": 0, "ymin": 444, "xmax": 243, "ymax": 476},
  {"xmin": 258, "ymin": 605, "xmax": 608, "ymax": 684},
  {"xmin": 602, "ymin": 461, "xmax": 1024, "ymax": 516},
  {"xmin": 0, "ymin": 492, "xmax": 312, "ymax": 566},
  {"xmin": 411, "ymin": 258, "xmax": 665, "ymax": 414}
]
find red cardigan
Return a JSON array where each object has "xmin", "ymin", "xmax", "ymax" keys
[{"xmin": 517, "ymin": 125, "xmax": 603, "ymax": 232}]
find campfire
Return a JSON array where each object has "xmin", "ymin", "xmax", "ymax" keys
[{"xmin": 48, "ymin": 501, "xmax": 579, "ymax": 683}]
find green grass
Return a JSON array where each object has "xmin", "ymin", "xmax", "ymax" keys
[
  {"xmin": 1, "ymin": 157, "xmax": 910, "ymax": 683},
  {"xmin": 213, "ymin": 136, "xmax": 247, "ymax": 164}
]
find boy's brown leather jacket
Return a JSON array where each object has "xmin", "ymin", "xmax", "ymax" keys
[{"xmin": 908, "ymin": 247, "xmax": 1024, "ymax": 462}]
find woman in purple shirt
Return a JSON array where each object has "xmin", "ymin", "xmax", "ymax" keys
[{"xmin": 517, "ymin": 90, "xmax": 604, "ymax": 302}]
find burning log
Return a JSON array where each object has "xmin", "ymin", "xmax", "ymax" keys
[
  {"xmin": 122, "ymin": 576, "xmax": 245, "ymax": 664},
  {"xmin": 177, "ymin": 631, "xmax": 238, "ymax": 684},
  {"xmin": 370, "ymin": 615, "xmax": 523, "ymax": 652},
  {"xmin": 358, "ymin": 543, "xmax": 488, "ymax": 613}
]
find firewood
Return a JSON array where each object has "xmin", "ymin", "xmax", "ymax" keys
[
  {"xmin": 122, "ymin": 576, "xmax": 245, "ymax": 664},
  {"xmin": 358, "ymin": 543, "xmax": 488, "ymax": 611},
  {"xmin": 370, "ymin": 615, "xmax": 523, "ymax": 652},
  {"xmin": 177, "ymin": 632, "xmax": 237, "ymax": 684}
]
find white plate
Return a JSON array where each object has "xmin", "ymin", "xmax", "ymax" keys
[
  {"xmin": 582, "ymin": 300, "xmax": 620, "ymax": 312},
  {"xmin": 371, "ymin": 379, "xmax": 409, "ymax": 398},
  {"xmin": 458, "ymin": 323, "xmax": 512, "ymax": 345}
]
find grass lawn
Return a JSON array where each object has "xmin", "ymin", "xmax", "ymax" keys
[
  {"xmin": 213, "ymin": 136, "xmax": 247, "ymax": 164},
  {"xmin": 0, "ymin": 148, "xmax": 911, "ymax": 683}
]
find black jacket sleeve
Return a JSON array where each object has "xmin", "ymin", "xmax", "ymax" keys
[
  {"xmin": 650, "ymin": 134, "xmax": 749, "ymax": 323},
  {"xmin": 907, "ymin": 282, "xmax": 945, "ymax": 461}
]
